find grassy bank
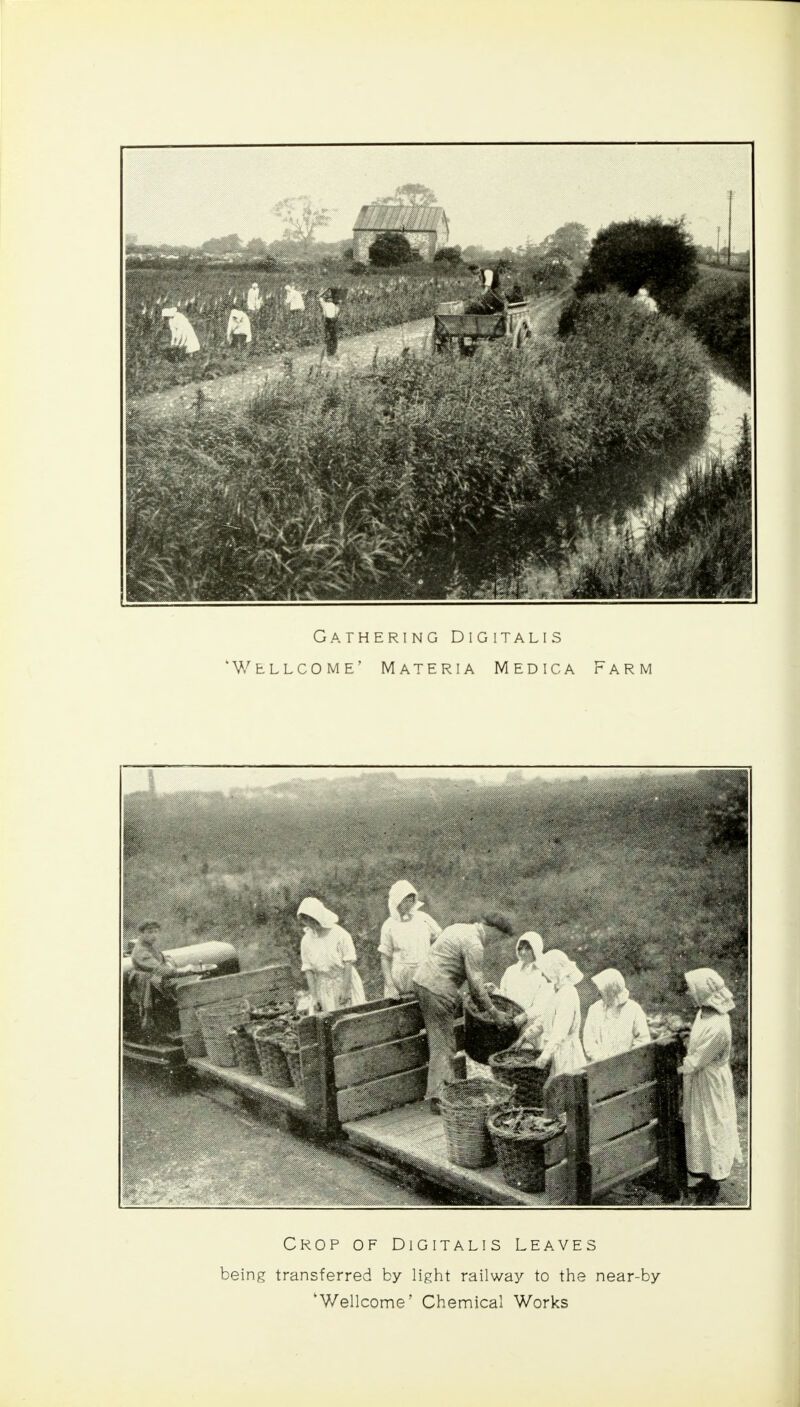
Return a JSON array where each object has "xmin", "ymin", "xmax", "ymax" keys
[
  {"xmin": 682, "ymin": 268, "xmax": 751, "ymax": 389},
  {"xmin": 126, "ymin": 292, "xmax": 711, "ymax": 601},
  {"xmin": 555, "ymin": 418, "xmax": 752, "ymax": 599},
  {"xmin": 123, "ymin": 771, "xmax": 749, "ymax": 1082}
]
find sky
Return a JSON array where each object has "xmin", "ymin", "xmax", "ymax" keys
[
  {"xmin": 122, "ymin": 766, "xmax": 688, "ymax": 796},
  {"xmin": 123, "ymin": 143, "xmax": 752, "ymax": 253}
]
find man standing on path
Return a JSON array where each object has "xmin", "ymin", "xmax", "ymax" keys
[
  {"xmin": 413, "ymin": 914, "xmax": 519, "ymax": 1112},
  {"xmin": 318, "ymin": 287, "xmax": 341, "ymax": 358}
]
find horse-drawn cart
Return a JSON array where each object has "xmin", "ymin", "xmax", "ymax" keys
[{"xmin": 434, "ymin": 299, "xmax": 533, "ymax": 355}]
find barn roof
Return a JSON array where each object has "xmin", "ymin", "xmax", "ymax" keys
[{"xmin": 353, "ymin": 203, "xmax": 447, "ymax": 232}]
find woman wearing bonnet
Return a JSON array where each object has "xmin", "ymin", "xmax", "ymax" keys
[
  {"xmin": 378, "ymin": 880, "xmax": 441, "ymax": 999},
  {"xmin": 297, "ymin": 897, "xmax": 366, "ymax": 1014},
  {"xmin": 679, "ymin": 967, "xmax": 742, "ymax": 1204}
]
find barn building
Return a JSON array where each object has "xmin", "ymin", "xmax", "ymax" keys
[{"xmin": 352, "ymin": 204, "xmax": 450, "ymax": 263}]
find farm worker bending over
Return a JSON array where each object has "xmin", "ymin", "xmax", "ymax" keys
[
  {"xmin": 582, "ymin": 968, "xmax": 651, "ymax": 1061},
  {"xmin": 633, "ymin": 285, "xmax": 658, "ymax": 314},
  {"xmin": 532, "ymin": 949, "xmax": 587, "ymax": 1076},
  {"xmin": 678, "ymin": 968, "xmax": 742, "ymax": 1205},
  {"xmin": 226, "ymin": 304, "xmax": 252, "ymax": 350},
  {"xmin": 318, "ymin": 287, "xmax": 340, "ymax": 357},
  {"xmin": 413, "ymin": 915, "xmax": 518, "ymax": 1112},
  {"xmin": 297, "ymin": 897, "xmax": 366, "ymax": 1013},
  {"xmin": 496, "ymin": 932, "xmax": 555, "ymax": 1052},
  {"xmin": 285, "ymin": 283, "xmax": 306, "ymax": 312},
  {"xmin": 378, "ymin": 879, "xmax": 441, "ymax": 999},
  {"xmin": 246, "ymin": 282, "xmax": 263, "ymax": 313},
  {"xmin": 162, "ymin": 307, "xmax": 200, "ymax": 357}
]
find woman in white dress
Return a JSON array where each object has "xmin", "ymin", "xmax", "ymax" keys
[
  {"xmin": 532, "ymin": 949, "xmax": 586, "ymax": 1076},
  {"xmin": 583, "ymin": 968, "xmax": 651, "ymax": 1061},
  {"xmin": 378, "ymin": 880, "xmax": 441, "ymax": 998},
  {"xmin": 497, "ymin": 932, "xmax": 555, "ymax": 1050},
  {"xmin": 679, "ymin": 968, "xmax": 742, "ymax": 1204},
  {"xmin": 297, "ymin": 897, "xmax": 366, "ymax": 1014}
]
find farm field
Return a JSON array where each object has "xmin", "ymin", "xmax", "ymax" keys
[
  {"xmin": 125, "ymin": 291, "xmax": 716, "ymax": 602},
  {"xmin": 123, "ymin": 769, "xmax": 750, "ymax": 1084},
  {"xmin": 125, "ymin": 265, "xmax": 476, "ymax": 396}
]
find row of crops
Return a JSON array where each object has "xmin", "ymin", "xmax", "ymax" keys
[{"xmin": 125, "ymin": 267, "xmax": 477, "ymax": 396}]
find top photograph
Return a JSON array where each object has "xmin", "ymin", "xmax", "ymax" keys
[{"xmin": 122, "ymin": 143, "xmax": 754, "ymax": 605}]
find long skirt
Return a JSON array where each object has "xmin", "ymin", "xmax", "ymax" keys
[
  {"xmin": 316, "ymin": 967, "xmax": 366, "ymax": 1013},
  {"xmin": 414, "ymin": 983, "xmax": 458, "ymax": 1100},
  {"xmin": 683, "ymin": 1063, "xmax": 742, "ymax": 1180}
]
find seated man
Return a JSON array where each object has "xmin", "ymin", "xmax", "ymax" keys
[{"xmin": 129, "ymin": 921, "xmax": 209, "ymax": 1034}]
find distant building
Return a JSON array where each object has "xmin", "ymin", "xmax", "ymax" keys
[{"xmin": 352, "ymin": 204, "xmax": 449, "ymax": 263}]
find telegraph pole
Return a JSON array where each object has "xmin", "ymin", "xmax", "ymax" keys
[
  {"xmin": 727, "ymin": 190, "xmax": 734, "ymax": 267},
  {"xmin": 716, "ymin": 226, "xmax": 721, "ymax": 264}
]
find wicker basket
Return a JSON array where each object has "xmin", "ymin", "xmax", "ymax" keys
[
  {"xmin": 488, "ymin": 1048, "xmax": 549, "ymax": 1105},
  {"xmin": 487, "ymin": 1107, "xmax": 567, "ymax": 1194},
  {"xmin": 440, "ymin": 1077, "xmax": 515, "ymax": 1169},
  {"xmin": 228, "ymin": 1024, "xmax": 261, "ymax": 1076},
  {"xmin": 462, "ymin": 994, "xmax": 523, "ymax": 1064},
  {"xmin": 282, "ymin": 1042, "xmax": 303, "ymax": 1090},
  {"xmin": 251, "ymin": 1025, "xmax": 293, "ymax": 1087},
  {"xmin": 196, "ymin": 998, "xmax": 251, "ymax": 1067}
]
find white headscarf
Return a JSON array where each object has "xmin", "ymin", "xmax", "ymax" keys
[
  {"xmin": 685, "ymin": 968, "xmax": 735, "ymax": 1013},
  {"xmin": 161, "ymin": 307, "xmax": 178, "ymax": 318},
  {"xmin": 516, "ymin": 932, "xmax": 544, "ymax": 963},
  {"xmin": 537, "ymin": 948, "xmax": 583, "ymax": 990},
  {"xmin": 297, "ymin": 897, "xmax": 339, "ymax": 930},
  {"xmin": 592, "ymin": 968, "xmax": 630, "ymax": 1007},
  {"xmin": 388, "ymin": 880, "xmax": 421, "ymax": 922}
]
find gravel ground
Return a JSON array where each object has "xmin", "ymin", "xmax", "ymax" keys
[{"xmin": 122, "ymin": 1066, "xmax": 430, "ymax": 1208}]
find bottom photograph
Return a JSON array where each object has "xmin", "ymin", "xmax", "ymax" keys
[{"xmin": 120, "ymin": 765, "xmax": 750, "ymax": 1210}]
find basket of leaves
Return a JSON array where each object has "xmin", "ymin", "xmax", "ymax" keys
[
  {"xmin": 251, "ymin": 1024, "xmax": 293, "ymax": 1087},
  {"xmin": 487, "ymin": 1106, "xmax": 567, "ymax": 1193},
  {"xmin": 488, "ymin": 1048, "xmax": 549, "ymax": 1105},
  {"xmin": 276, "ymin": 1028, "xmax": 303, "ymax": 1090},
  {"xmin": 463, "ymin": 994, "xmax": 523, "ymax": 1064},
  {"xmin": 440, "ymin": 1077, "xmax": 515, "ymax": 1169},
  {"xmin": 196, "ymin": 998, "xmax": 251, "ymax": 1067},
  {"xmin": 227, "ymin": 1023, "xmax": 261, "ymax": 1076}
]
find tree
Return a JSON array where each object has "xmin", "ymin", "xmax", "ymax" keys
[
  {"xmin": 394, "ymin": 182, "xmax": 437, "ymax": 206},
  {"xmin": 433, "ymin": 245, "xmax": 462, "ymax": 265},
  {"xmin": 200, "ymin": 233, "xmax": 243, "ymax": 255},
  {"xmin": 368, "ymin": 231, "xmax": 413, "ymax": 267},
  {"xmin": 245, "ymin": 237, "xmax": 270, "ymax": 256},
  {"xmin": 539, "ymin": 222, "xmax": 590, "ymax": 265},
  {"xmin": 271, "ymin": 196, "xmax": 334, "ymax": 253},
  {"xmin": 374, "ymin": 183, "xmax": 437, "ymax": 206},
  {"xmin": 573, "ymin": 217, "xmax": 698, "ymax": 314}
]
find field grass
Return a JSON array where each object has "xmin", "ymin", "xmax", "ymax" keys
[
  {"xmin": 125, "ymin": 291, "xmax": 711, "ymax": 601},
  {"xmin": 123, "ymin": 770, "xmax": 750, "ymax": 1083},
  {"xmin": 125, "ymin": 266, "xmax": 476, "ymax": 396},
  {"xmin": 555, "ymin": 417, "xmax": 752, "ymax": 599}
]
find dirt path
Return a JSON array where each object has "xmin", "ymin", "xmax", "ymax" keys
[
  {"xmin": 127, "ymin": 293, "xmax": 567, "ymax": 427},
  {"xmin": 122, "ymin": 1066, "xmax": 432, "ymax": 1207}
]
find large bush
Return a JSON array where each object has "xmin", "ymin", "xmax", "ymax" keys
[
  {"xmin": 572, "ymin": 217, "xmax": 699, "ymax": 315},
  {"xmin": 368, "ymin": 232, "xmax": 414, "ymax": 267},
  {"xmin": 682, "ymin": 277, "xmax": 751, "ymax": 385}
]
